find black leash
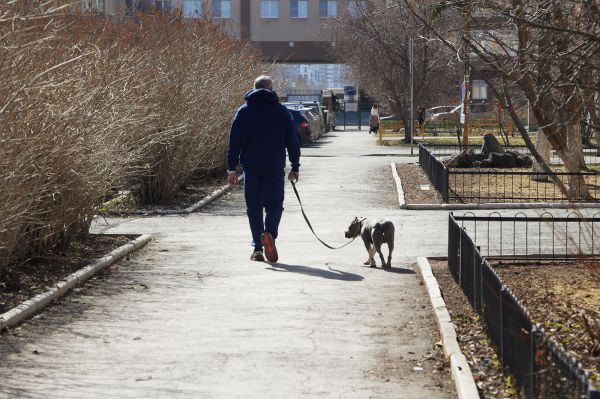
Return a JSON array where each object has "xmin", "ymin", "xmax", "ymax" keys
[{"xmin": 290, "ymin": 181, "xmax": 356, "ymax": 250}]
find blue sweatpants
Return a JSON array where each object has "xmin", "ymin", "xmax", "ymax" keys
[{"xmin": 243, "ymin": 169, "xmax": 285, "ymax": 251}]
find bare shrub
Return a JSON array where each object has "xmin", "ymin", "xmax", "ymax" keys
[
  {"xmin": 122, "ymin": 14, "xmax": 262, "ymax": 203},
  {"xmin": 0, "ymin": 3, "xmax": 262, "ymax": 273}
]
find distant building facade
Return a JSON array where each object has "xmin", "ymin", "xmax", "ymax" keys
[{"xmin": 97, "ymin": 0, "xmax": 365, "ymax": 63}]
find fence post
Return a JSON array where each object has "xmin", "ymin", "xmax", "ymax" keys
[
  {"xmin": 443, "ymin": 167, "xmax": 449, "ymax": 202},
  {"xmin": 500, "ymin": 287, "xmax": 505, "ymax": 373},
  {"xmin": 530, "ymin": 325, "xmax": 536, "ymax": 398}
]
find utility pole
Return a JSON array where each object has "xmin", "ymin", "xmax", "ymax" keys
[
  {"xmin": 462, "ymin": 3, "xmax": 472, "ymax": 147},
  {"xmin": 410, "ymin": 37, "xmax": 414, "ymax": 155}
]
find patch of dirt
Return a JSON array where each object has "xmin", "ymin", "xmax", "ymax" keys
[
  {"xmin": 430, "ymin": 259, "xmax": 518, "ymax": 398},
  {"xmin": 106, "ymin": 174, "xmax": 224, "ymax": 214},
  {"xmin": 492, "ymin": 261, "xmax": 600, "ymax": 384},
  {"xmin": 0, "ymin": 235, "xmax": 135, "ymax": 315},
  {"xmin": 396, "ymin": 163, "xmax": 443, "ymax": 204}
]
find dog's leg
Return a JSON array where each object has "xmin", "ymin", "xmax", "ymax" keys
[
  {"xmin": 385, "ymin": 236, "xmax": 394, "ymax": 269},
  {"xmin": 362, "ymin": 240, "xmax": 373, "ymax": 266},
  {"xmin": 384, "ymin": 223, "xmax": 395, "ymax": 269},
  {"xmin": 367, "ymin": 246, "xmax": 376, "ymax": 267},
  {"xmin": 372, "ymin": 228, "xmax": 387, "ymax": 268}
]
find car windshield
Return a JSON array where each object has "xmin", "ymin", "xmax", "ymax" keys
[{"xmin": 289, "ymin": 111, "xmax": 306, "ymax": 123}]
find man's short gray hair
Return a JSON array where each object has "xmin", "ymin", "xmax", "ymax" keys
[{"xmin": 254, "ymin": 75, "xmax": 274, "ymax": 90}]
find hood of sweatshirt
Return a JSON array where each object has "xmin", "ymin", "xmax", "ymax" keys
[{"xmin": 244, "ymin": 88, "xmax": 279, "ymax": 104}]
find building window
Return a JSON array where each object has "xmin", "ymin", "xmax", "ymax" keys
[
  {"xmin": 319, "ymin": 0, "xmax": 337, "ymax": 17},
  {"xmin": 154, "ymin": 0, "xmax": 172, "ymax": 12},
  {"xmin": 213, "ymin": 0, "xmax": 231, "ymax": 18},
  {"xmin": 183, "ymin": 0, "xmax": 202, "ymax": 18},
  {"xmin": 261, "ymin": 0, "xmax": 279, "ymax": 18},
  {"xmin": 472, "ymin": 80, "xmax": 488, "ymax": 100},
  {"xmin": 290, "ymin": 0, "xmax": 308, "ymax": 18},
  {"xmin": 348, "ymin": 0, "xmax": 366, "ymax": 17}
]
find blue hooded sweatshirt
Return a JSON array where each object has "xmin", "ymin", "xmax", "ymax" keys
[{"xmin": 227, "ymin": 89, "xmax": 301, "ymax": 172}]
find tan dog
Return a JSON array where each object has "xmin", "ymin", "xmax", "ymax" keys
[{"xmin": 345, "ymin": 217, "xmax": 395, "ymax": 269}]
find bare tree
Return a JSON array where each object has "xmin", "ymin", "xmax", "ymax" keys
[
  {"xmin": 405, "ymin": 0, "xmax": 600, "ymax": 199},
  {"xmin": 328, "ymin": 0, "xmax": 460, "ymax": 141}
]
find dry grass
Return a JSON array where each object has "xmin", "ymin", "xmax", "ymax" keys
[{"xmin": 0, "ymin": 2, "xmax": 263, "ymax": 273}]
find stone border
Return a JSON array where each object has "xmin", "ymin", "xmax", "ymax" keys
[
  {"xmin": 105, "ymin": 175, "xmax": 244, "ymax": 216},
  {"xmin": 390, "ymin": 162, "xmax": 406, "ymax": 209},
  {"xmin": 415, "ymin": 257, "xmax": 480, "ymax": 399},
  {"xmin": 0, "ymin": 234, "xmax": 152, "ymax": 332},
  {"xmin": 406, "ymin": 202, "xmax": 600, "ymax": 210}
]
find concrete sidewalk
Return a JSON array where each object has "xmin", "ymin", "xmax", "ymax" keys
[{"xmin": 0, "ymin": 130, "xmax": 454, "ymax": 398}]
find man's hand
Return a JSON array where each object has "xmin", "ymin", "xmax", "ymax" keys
[
  {"xmin": 228, "ymin": 171, "xmax": 240, "ymax": 187},
  {"xmin": 288, "ymin": 171, "xmax": 299, "ymax": 183}
]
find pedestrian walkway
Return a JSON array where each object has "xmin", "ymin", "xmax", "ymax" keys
[{"xmin": 0, "ymin": 129, "xmax": 455, "ymax": 398}]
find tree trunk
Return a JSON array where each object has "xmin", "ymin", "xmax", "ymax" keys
[
  {"xmin": 401, "ymin": 113, "xmax": 411, "ymax": 143},
  {"xmin": 531, "ymin": 130, "xmax": 552, "ymax": 181},
  {"xmin": 556, "ymin": 123, "xmax": 589, "ymax": 199}
]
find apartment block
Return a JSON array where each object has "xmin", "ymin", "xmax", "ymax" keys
[{"xmin": 98, "ymin": 0, "xmax": 363, "ymax": 62}]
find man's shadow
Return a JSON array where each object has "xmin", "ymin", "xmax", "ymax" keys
[{"xmin": 266, "ymin": 263, "xmax": 364, "ymax": 281}]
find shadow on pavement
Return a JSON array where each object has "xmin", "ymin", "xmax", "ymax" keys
[
  {"xmin": 266, "ymin": 263, "xmax": 364, "ymax": 281},
  {"xmin": 359, "ymin": 265, "xmax": 416, "ymax": 274}
]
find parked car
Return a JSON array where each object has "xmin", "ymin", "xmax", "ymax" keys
[
  {"xmin": 286, "ymin": 106, "xmax": 322, "ymax": 145},
  {"xmin": 284, "ymin": 101, "xmax": 330, "ymax": 135}
]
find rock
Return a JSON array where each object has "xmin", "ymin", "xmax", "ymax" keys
[
  {"xmin": 490, "ymin": 152, "xmax": 516, "ymax": 168},
  {"xmin": 481, "ymin": 133, "xmax": 505, "ymax": 156},
  {"xmin": 444, "ymin": 149, "xmax": 477, "ymax": 168},
  {"xmin": 516, "ymin": 154, "xmax": 533, "ymax": 167},
  {"xmin": 480, "ymin": 158, "xmax": 492, "ymax": 168}
]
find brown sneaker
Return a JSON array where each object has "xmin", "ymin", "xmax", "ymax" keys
[
  {"xmin": 261, "ymin": 232, "xmax": 278, "ymax": 263},
  {"xmin": 250, "ymin": 250, "xmax": 265, "ymax": 262}
]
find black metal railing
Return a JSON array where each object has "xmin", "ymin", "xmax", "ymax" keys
[
  {"xmin": 418, "ymin": 143, "xmax": 449, "ymax": 202},
  {"xmin": 455, "ymin": 212, "xmax": 600, "ymax": 261},
  {"xmin": 418, "ymin": 144, "xmax": 600, "ymax": 203},
  {"xmin": 448, "ymin": 169, "xmax": 600, "ymax": 203},
  {"xmin": 424, "ymin": 143, "xmax": 600, "ymax": 166},
  {"xmin": 448, "ymin": 213, "xmax": 600, "ymax": 398}
]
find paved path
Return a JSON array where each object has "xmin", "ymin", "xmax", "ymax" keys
[{"xmin": 0, "ymin": 129, "xmax": 455, "ymax": 398}]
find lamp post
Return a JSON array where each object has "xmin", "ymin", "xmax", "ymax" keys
[{"xmin": 462, "ymin": 2, "xmax": 472, "ymax": 147}]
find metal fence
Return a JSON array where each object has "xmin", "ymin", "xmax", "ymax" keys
[
  {"xmin": 284, "ymin": 90, "xmax": 321, "ymax": 102},
  {"xmin": 418, "ymin": 143, "xmax": 449, "ymax": 202},
  {"xmin": 449, "ymin": 213, "xmax": 600, "ymax": 398},
  {"xmin": 456, "ymin": 212, "xmax": 600, "ymax": 261},
  {"xmin": 424, "ymin": 143, "xmax": 600, "ymax": 166},
  {"xmin": 418, "ymin": 143, "xmax": 600, "ymax": 203}
]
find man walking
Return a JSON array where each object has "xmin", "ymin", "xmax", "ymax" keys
[{"xmin": 227, "ymin": 76, "xmax": 301, "ymax": 262}]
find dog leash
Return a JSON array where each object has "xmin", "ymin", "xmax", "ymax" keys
[{"xmin": 290, "ymin": 180, "xmax": 356, "ymax": 250}]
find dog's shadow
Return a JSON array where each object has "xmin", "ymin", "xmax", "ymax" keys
[
  {"xmin": 266, "ymin": 263, "xmax": 364, "ymax": 281},
  {"xmin": 361, "ymin": 265, "xmax": 416, "ymax": 274}
]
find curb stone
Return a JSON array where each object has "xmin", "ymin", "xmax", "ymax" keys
[
  {"xmin": 415, "ymin": 257, "xmax": 480, "ymax": 399},
  {"xmin": 104, "ymin": 175, "xmax": 244, "ymax": 216},
  {"xmin": 390, "ymin": 162, "xmax": 406, "ymax": 209},
  {"xmin": 0, "ymin": 234, "xmax": 152, "ymax": 332}
]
